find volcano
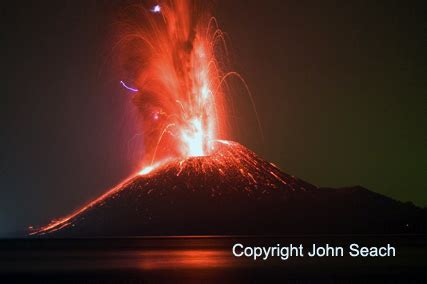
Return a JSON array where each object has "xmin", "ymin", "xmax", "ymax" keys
[{"xmin": 32, "ymin": 141, "xmax": 426, "ymax": 237}]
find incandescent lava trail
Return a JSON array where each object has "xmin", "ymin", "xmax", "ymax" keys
[{"xmin": 118, "ymin": 0, "xmax": 235, "ymax": 171}]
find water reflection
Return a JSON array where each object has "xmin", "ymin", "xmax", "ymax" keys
[
  {"xmin": 138, "ymin": 249, "xmax": 237, "ymax": 270},
  {"xmin": 0, "ymin": 236, "xmax": 425, "ymax": 282}
]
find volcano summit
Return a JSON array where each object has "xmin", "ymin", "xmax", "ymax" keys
[{"xmin": 31, "ymin": 141, "xmax": 426, "ymax": 237}]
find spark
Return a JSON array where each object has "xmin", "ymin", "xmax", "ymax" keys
[
  {"xmin": 120, "ymin": 80, "xmax": 139, "ymax": 92},
  {"xmin": 151, "ymin": 123, "xmax": 176, "ymax": 166}
]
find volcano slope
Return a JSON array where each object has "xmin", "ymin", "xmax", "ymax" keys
[{"xmin": 32, "ymin": 141, "xmax": 426, "ymax": 237}]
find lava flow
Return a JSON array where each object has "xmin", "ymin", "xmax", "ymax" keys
[{"xmin": 30, "ymin": 141, "xmax": 317, "ymax": 236}]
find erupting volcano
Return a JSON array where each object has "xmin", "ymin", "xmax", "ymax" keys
[
  {"xmin": 30, "ymin": 1, "xmax": 426, "ymax": 237},
  {"xmin": 31, "ymin": 140, "xmax": 426, "ymax": 236}
]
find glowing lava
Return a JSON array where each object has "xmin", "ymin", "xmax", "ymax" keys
[
  {"xmin": 117, "ymin": 0, "xmax": 237, "ymax": 174},
  {"xmin": 30, "ymin": 141, "xmax": 311, "ymax": 236}
]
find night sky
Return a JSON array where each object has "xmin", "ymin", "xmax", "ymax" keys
[{"xmin": 1, "ymin": 1, "xmax": 426, "ymax": 236}]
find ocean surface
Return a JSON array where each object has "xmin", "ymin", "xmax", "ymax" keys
[{"xmin": 0, "ymin": 235, "xmax": 426, "ymax": 282}]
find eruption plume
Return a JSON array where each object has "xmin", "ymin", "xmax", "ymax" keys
[{"xmin": 118, "ymin": 0, "xmax": 238, "ymax": 172}]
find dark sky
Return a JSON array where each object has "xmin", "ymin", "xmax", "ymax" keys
[{"xmin": 1, "ymin": 0, "xmax": 426, "ymax": 236}]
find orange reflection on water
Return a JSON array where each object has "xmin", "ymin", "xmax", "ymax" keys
[{"xmin": 138, "ymin": 249, "xmax": 237, "ymax": 270}]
